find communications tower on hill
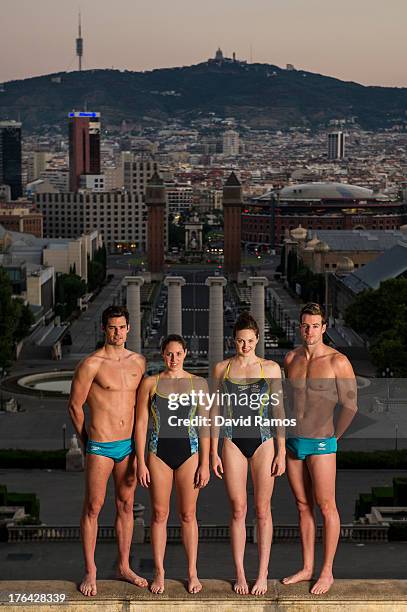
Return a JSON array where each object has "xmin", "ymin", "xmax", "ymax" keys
[{"xmin": 76, "ymin": 12, "xmax": 83, "ymax": 71}]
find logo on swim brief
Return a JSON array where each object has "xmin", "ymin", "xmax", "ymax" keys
[
  {"xmin": 318, "ymin": 442, "xmax": 327, "ymax": 448},
  {"xmin": 90, "ymin": 445, "xmax": 101, "ymax": 451}
]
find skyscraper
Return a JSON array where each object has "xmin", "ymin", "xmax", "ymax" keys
[
  {"xmin": 0, "ymin": 121, "xmax": 22, "ymax": 200},
  {"xmin": 222, "ymin": 130, "xmax": 240, "ymax": 157},
  {"xmin": 68, "ymin": 112, "xmax": 101, "ymax": 191},
  {"xmin": 328, "ymin": 131, "xmax": 345, "ymax": 160}
]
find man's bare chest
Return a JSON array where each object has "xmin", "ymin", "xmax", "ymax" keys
[{"xmin": 92, "ymin": 362, "xmax": 141, "ymax": 392}]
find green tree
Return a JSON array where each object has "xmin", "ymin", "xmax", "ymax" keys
[
  {"xmin": 0, "ymin": 268, "xmax": 34, "ymax": 369},
  {"xmin": 55, "ymin": 272, "xmax": 87, "ymax": 320},
  {"xmin": 345, "ymin": 278, "xmax": 407, "ymax": 375},
  {"xmin": 13, "ymin": 299, "xmax": 34, "ymax": 342},
  {"xmin": 0, "ymin": 267, "xmax": 16, "ymax": 369}
]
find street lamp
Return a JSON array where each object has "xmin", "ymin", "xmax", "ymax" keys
[{"xmin": 381, "ymin": 367, "xmax": 394, "ymax": 409}]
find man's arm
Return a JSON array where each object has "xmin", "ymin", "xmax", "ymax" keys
[
  {"xmin": 334, "ymin": 353, "xmax": 358, "ymax": 440},
  {"xmin": 68, "ymin": 358, "xmax": 99, "ymax": 449},
  {"xmin": 134, "ymin": 377, "xmax": 152, "ymax": 466}
]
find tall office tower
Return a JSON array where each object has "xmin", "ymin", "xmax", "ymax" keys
[
  {"xmin": 222, "ymin": 130, "xmax": 240, "ymax": 156},
  {"xmin": 68, "ymin": 111, "xmax": 101, "ymax": 191},
  {"xmin": 223, "ymin": 171, "xmax": 242, "ymax": 278},
  {"xmin": 0, "ymin": 121, "xmax": 22, "ymax": 200},
  {"xmin": 328, "ymin": 131, "xmax": 345, "ymax": 160}
]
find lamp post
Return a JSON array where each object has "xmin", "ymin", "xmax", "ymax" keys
[{"xmin": 381, "ymin": 367, "xmax": 394, "ymax": 410}]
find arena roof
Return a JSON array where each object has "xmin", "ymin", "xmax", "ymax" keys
[{"xmin": 257, "ymin": 182, "xmax": 386, "ymax": 201}]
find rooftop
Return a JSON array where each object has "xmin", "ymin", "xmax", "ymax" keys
[
  {"xmin": 257, "ymin": 182, "xmax": 389, "ymax": 202},
  {"xmin": 343, "ymin": 243, "xmax": 407, "ymax": 293},
  {"xmin": 302, "ymin": 229, "xmax": 407, "ymax": 252}
]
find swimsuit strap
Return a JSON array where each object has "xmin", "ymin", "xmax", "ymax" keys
[
  {"xmin": 152, "ymin": 373, "xmax": 160, "ymax": 396},
  {"xmin": 224, "ymin": 360, "xmax": 232, "ymax": 380},
  {"xmin": 225, "ymin": 358, "xmax": 264, "ymax": 381}
]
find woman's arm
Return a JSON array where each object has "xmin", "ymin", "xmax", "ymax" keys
[{"xmin": 210, "ymin": 362, "xmax": 226, "ymax": 478}]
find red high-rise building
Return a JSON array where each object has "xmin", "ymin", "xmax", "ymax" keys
[
  {"xmin": 223, "ymin": 172, "xmax": 242, "ymax": 278},
  {"xmin": 68, "ymin": 111, "xmax": 101, "ymax": 191},
  {"xmin": 146, "ymin": 172, "xmax": 166, "ymax": 276}
]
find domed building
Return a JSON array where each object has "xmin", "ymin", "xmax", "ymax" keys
[{"xmin": 242, "ymin": 181, "xmax": 406, "ymax": 249}]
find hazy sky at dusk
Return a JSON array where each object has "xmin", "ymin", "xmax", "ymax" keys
[{"xmin": 1, "ymin": 0, "xmax": 406, "ymax": 87}]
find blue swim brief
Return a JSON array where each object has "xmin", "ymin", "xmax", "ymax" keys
[
  {"xmin": 86, "ymin": 438, "xmax": 135, "ymax": 462},
  {"xmin": 286, "ymin": 436, "xmax": 337, "ymax": 460}
]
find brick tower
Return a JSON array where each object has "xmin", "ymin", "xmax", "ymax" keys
[
  {"xmin": 146, "ymin": 172, "xmax": 166, "ymax": 277},
  {"xmin": 223, "ymin": 171, "xmax": 242, "ymax": 278}
]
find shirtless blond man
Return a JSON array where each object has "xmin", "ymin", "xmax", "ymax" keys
[
  {"xmin": 282, "ymin": 302, "xmax": 357, "ymax": 595},
  {"xmin": 68, "ymin": 305, "xmax": 147, "ymax": 596}
]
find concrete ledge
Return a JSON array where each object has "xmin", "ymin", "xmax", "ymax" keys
[{"xmin": 1, "ymin": 580, "xmax": 407, "ymax": 611}]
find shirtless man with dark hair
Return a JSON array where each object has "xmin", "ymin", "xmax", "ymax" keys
[
  {"xmin": 68, "ymin": 305, "xmax": 147, "ymax": 596},
  {"xmin": 282, "ymin": 302, "xmax": 357, "ymax": 595}
]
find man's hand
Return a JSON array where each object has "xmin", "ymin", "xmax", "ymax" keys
[
  {"xmin": 271, "ymin": 451, "xmax": 286, "ymax": 477},
  {"xmin": 194, "ymin": 463, "xmax": 210, "ymax": 488},
  {"xmin": 137, "ymin": 462, "xmax": 150, "ymax": 487},
  {"xmin": 211, "ymin": 453, "xmax": 224, "ymax": 479}
]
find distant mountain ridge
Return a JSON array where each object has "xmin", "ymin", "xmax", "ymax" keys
[{"xmin": 1, "ymin": 61, "xmax": 407, "ymax": 131}]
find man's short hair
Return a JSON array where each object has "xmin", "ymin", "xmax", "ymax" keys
[
  {"xmin": 102, "ymin": 305, "xmax": 130, "ymax": 329},
  {"xmin": 300, "ymin": 302, "xmax": 326, "ymax": 325}
]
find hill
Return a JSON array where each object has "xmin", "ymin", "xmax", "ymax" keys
[{"xmin": 1, "ymin": 61, "xmax": 407, "ymax": 131}]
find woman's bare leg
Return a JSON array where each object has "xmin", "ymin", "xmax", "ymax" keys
[
  {"xmin": 222, "ymin": 440, "xmax": 249, "ymax": 595},
  {"xmin": 148, "ymin": 453, "xmax": 173, "ymax": 594},
  {"xmin": 174, "ymin": 453, "xmax": 201, "ymax": 593},
  {"xmin": 250, "ymin": 439, "xmax": 275, "ymax": 595}
]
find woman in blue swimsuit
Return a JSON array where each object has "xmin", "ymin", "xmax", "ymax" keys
[
  {"xmin": 135, "ymin": 334, "xmax": 210, "ymax": 595},
  {"xmin": 211, "ymin": 312, "xmax": 286, "ymax": 596}
]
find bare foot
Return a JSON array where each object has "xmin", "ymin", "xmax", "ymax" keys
[
  {"xmin": 150, "ymin": 570, "xmax": 165, "ymax": 594},
  {"xmin": 188, "ymin": 575, "xmax": 202, "ymax": 594},
  {"xmin": 233, "ymin": 572, "xmax": 249, "ymax": 595},
  {"xmin": 251, "ymin": 576, "xmax": 268, "ymax": 595},
  {"xmin": 79, "ymin": 572, "xmax": 97, "ymax": 597},
  {"xmin": 310, "ymin": 574, "xmax": 334, "ymax": 595},
  {"xmin": 282, "ymin": 568, "xmax": 313, "ymax": 585},
  {"xmin": 117, "ymin": 566, "xmax": 148, "ymax": 588}
]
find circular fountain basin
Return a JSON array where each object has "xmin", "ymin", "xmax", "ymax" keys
[{"xmin": 18, "ymin": 371, "xmax": 74, "ymax": 396}]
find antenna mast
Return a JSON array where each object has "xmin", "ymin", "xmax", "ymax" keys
[{"xmin": 76, "ymin": 11, "xmax": 83, "ymax": 71}]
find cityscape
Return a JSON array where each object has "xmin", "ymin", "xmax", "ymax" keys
[{"xmin": 0, "ymin": 2, "xmax": 407, "ymax": 608}]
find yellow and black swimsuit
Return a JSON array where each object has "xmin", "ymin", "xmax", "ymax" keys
[
  {"xmin": 148, "ymin": 373, "xmax": 199, "ymax": 470},
  {"xmin": 222, "ymin": 360, "xmax": 274, "ymax": 458}
]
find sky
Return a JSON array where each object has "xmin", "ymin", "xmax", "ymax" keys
[{"xmin": 1, "ymin": 0, "xmax": 407, "ymax": 87}]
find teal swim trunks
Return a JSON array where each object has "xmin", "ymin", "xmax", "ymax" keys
[
  {"xmin": 286, "ymin": 436, "xmax": 337, "ymax": 460},
  {"xmin": 86, "ymin": 438, "xmax": 135, "ymax": 462}
]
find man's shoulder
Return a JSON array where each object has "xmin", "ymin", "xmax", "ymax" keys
[
  {"xmin": 74, "ymin": 352, "xmax": 103, "ymax": 376},
  {"xmin": 80, "ymin": 351, "xmax": 104, "ymax": 368},
  {"xmin": 284, "ymin": 347, "xmax": 302, "ymax": 364},
  {"xmin": 126, "ymin": 351, "xmax": 146, "ymax": 367},
  {"xmin": 330, "ymin": 349, "xmax": 353, "ymax": 372}
]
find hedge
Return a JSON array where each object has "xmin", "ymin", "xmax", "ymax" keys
[{"xmin": 0, "ymin": 449, "xmax": 67, "ymax": 469}]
